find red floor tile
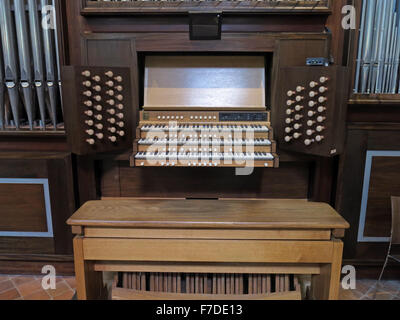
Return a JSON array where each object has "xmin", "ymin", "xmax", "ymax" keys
[
  {"xmin": 64, "ymin": 277, "xmax": 76, "ymax": 290},
  {"xmin": 0, "ymin": 280, "xmax": 14, "ymax": 294},
  {"xmin": 17, "ymin": 279, "xmax": 45, "ymax": 297},
  {"xmin": 53, "ymin": 290, "xmax": 75, "ymax": 300},
  {"xmin": 46, "ymin": 281, "xmax": 71, "ymax": 298},
  {"xmin": 23, "ymin": 290, "xmax": 51, "ymax": 301},
  {"xmin": 10, "ymin": 276, "xmax": 36, "ymax": 287},
  {"xmin": 0, "ymin": 288, "xmax": 21, "ymax": 300}
]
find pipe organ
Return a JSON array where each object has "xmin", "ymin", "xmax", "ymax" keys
[
  {"xmin": 113, "ymin": 272, "xmax": 301, "ymax": 300},
  {"xmin": 0, "ymin": 0, "xmax": 63, "ymax": 132},
  {"xmin": 354, "ymin": 0, "xmax": 400, "ymax": 94},
  {"xmin": 54, "ymin": 0, "xmax": 352, "ymax": 301}
]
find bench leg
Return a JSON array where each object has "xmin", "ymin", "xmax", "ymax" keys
[
  {"xmin": 73, "ymin": 236, "xmax": 104, "ymax": 300},
  {"xmin": 311, "ymin": 240, "xmax": 343, "ymax": 300}
]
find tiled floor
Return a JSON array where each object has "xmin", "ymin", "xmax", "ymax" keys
[
  {"xmin": 0, "ymin": 274, "xmax": 399, "ymax": 300},
  {"xmin": 0, "ymin": 275, "xmax": 76, "ymax": 300},
  {"xmin": 339, "ymin": 279, "xmax": 400, "ymax": 300}
]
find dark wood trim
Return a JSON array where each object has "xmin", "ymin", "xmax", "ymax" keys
[
  {"xmin": 0, "ymin": 254, "xmax": 74, "ymax": 276},
  {"xmin": 76, "ymin": 156, "xmax": 98, "ymax": 206}
]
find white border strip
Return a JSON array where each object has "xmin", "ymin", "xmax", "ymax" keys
[
  {"xmin": 358, "ymin": 151, "xmax": 400, "ymax": 242},
  {"xmin": 0, "ymin": 178, "xmax": 54, "ymax": 238}
]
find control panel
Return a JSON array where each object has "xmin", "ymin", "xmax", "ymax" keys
[
  {"xmin": 273, "ymin": 66, "xmax": 348, "ymax": 157},
  {"xmin": 62, "ymin": 66, "xmax": 133, "ymax": 155}
]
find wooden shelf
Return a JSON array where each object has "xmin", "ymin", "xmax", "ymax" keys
[
  {"xmin": 81, "ymin": 0, "xmax": 332, "ymax": 15},
  {"xmin": 349, "ymin": 93, "xmax": 400, "ymax": 105},
  {"xmin": 0, "ymin": 130, "xmax": 66, "ymax": 138}
]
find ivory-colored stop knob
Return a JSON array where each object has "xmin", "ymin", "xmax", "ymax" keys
[
  {"xmin": 105, "ymin": 71, "xmax": 114, "ymax": 78},
  {"xmin": 81, "ymin": 70, "xmax": 91, "ymax": 77}
]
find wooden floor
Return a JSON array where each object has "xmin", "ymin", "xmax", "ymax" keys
[{"xmin": 0, "ymin": 274, "xmax": 399, "ymax": 300}]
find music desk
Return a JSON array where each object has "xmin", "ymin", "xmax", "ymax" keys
[{"xmin": 67, "ymin": 199, "xmax": 349, "ymax": 300}]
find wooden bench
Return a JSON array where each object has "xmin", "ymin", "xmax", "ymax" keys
[{"xmin": 67, "ymin": 199, "xmax": 349, "ymax": 300}]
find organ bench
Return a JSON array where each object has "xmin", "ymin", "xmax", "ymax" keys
[{"xmin": 67, "ymin": 199, "xmax": 349, "ymax": 300}]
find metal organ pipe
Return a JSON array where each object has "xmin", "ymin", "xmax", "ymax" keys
[
  {"xmin": 355, "ymin": 0, "xmax": 400, "ymax": 94},
  {"xmin": 0, "ymin": 0, "xmax": 63, "ymax": 131}
]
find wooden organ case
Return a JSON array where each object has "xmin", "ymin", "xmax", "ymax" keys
[{"xmin": 62, "ymin": 0, "xmax": 351, "ymax": 300}]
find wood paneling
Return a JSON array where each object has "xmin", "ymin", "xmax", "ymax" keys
[
  {"xmin": 0, "ymin": 184, "xmax": 48, "ymax": 232},
  {"xmin": 105, "ymin": 162, "xmax": 310, "ymax": 199},
  {"xmin": 336, "ymin": 127, "xmax": 400, "ymax": 262},
  {"xmin": 0, "ymin": 152, "xmax": 76, "ymax": 255},
  {"xmin": 0, "ymin": 238, "xmax": 54, "ymax": 255},
  {"xmin": 364, "ymin": 157, "xmax": 400, "ymax": 238}
]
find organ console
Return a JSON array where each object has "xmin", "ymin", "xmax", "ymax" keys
[
  {"xmin": 62, "ymin": 66, "xmax": 133, "ymax": 155},
  {"xmin": 131, "ymin": 55, "xmax": 279, "ymax": 168}
]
